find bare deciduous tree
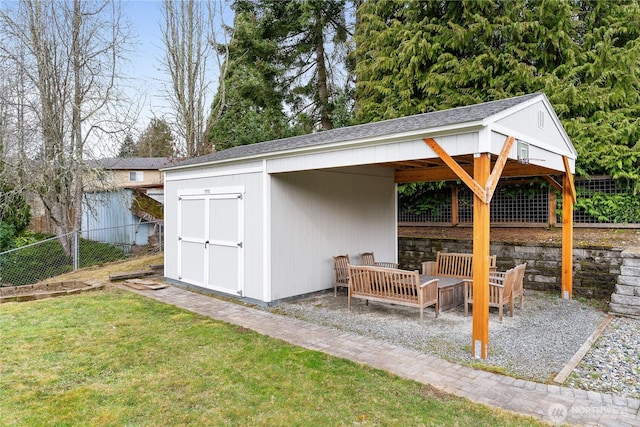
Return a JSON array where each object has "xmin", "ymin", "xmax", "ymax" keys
[
  {"xmin": 160, "ymin": 0, "xmax": 211, "ymax": 158},
  {"xmin": 0, "ymin": 0, "xmax": 133, "ymax": 253}
]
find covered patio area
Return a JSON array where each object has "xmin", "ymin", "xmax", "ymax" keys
[{"xmin": 163, "ymin": 92, "xmax": 577, "ymax": 359}]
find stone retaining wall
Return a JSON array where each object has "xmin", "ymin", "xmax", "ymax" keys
[
  {"xmin": 399, "ymin": 237, "xmax": 624, "ymax": 300},
  {"xmin": 609, "ymin": 247, "xmax": 640, "ymax": 316}
]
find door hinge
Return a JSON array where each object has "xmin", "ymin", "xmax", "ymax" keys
[
  {"xmin": 237, "ymin": 242, "xmax": 243, "ymax": 248},
  {"xmin": 237, "ymin": 290, "xmax": 243, "ymax": 296}
]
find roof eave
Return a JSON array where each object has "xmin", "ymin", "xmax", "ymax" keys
[{"xmin": 163, "ymin": 119, "xmax": 486, "ymax": 172}]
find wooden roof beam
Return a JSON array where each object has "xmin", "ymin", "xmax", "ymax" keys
[{"xmin": 394, "ymin": 161, "xmax": 557, "ymax": 183}]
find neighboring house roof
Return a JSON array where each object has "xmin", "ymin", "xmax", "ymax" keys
[
  {"xmin": 87, "ymin": 157, "xmax": 173, "ymax": 170},
  {"xmin": 168, "ymin": 93, "xmax": 548, "ymax": 169}
]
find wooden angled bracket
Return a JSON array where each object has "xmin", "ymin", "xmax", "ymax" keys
[
  {"xmin": 424, "ymin": 135, "xmax": 516, "ymax": 204},
  {"xmin": 424, "ymin": 138, "xmax": 487, "ymax": 203},
  {"xmin": 484, "ymin": 136, "xmax": 515, "ymax": 204},
  {"xmin": 563, "ymin": 155, "xmax": 577, "ymax": 204}
]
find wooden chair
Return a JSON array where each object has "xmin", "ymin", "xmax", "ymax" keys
[
  {"xmin": 464, "ymin": 265, "xmax": 519, "ymax": 322},
  {"xmin": 333, "ymin": 255, "xmax": 351, "ymax": 296},
  {"xmin": 488, "ymin": 262, "xmax": 527, "ymax": 310},
  {"xmin": 360, "ymin": 252, "xmax": 399, "ymax": 269},
  {"xmin": 511, "ymin": 262, "xmax": 527, "ymax": 310}
]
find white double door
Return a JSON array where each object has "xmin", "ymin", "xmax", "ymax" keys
[{"xmin": 177, "ymin": 190, "xmax": 244, "ymax": 296}]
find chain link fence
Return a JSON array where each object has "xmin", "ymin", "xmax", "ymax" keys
[{"xmin": 0, "ymin": 222, "xmax": 163, "ymax": 287}]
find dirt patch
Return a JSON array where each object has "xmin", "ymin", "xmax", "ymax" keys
[
  {"xmin": 399, "ymin": 226, "xmax": 640, "ymax": 248},
  {"xmin": 0, "ymin": 281, "xmax": 104, "ymax": 303}
]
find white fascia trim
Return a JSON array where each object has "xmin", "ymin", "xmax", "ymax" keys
[
  {"xmin": 165, "ymin": 165, "xmax": 264, "ymax": 182},
  {"xmin": 163, "ymin": 121, "xmax": 486, "ymax": 173},
  {"xmin": 482, "ymin": 94, "xmax": 544, "ymax": 125},
  {"xmin": 537, "ymin": 95, "xmax": 576, "ymax": 156},
  {"xmin": 490, "ymin": 123, "xmax": 577, "ymax": 160},
  {"xmin": 262, "ymin": 159, "xmax": 272, "ymax": 302}
]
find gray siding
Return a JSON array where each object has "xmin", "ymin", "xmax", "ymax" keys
[
  {"xmin": 266, "ymin": 133, "xmax": 480, "ymax": 175},
  {"xmin": 270, "ymin": 166, "xmax": 396, "ymax": 300},
  {"xmin": 164, "ymin": 171, "xmax": 265, "ymax": 300}
]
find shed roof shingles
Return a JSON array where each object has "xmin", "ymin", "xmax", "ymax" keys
[{"xmin": 172, "ymin": 93, "xmax": 542, "ymax": 169}]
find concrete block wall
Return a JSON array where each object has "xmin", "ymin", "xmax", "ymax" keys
[
  {"xmin": 399, "ymin": 237, "xmax": 624, "ymax": 300},
  {"xmin": 609, "ymin": 247, "xmax": 640, "ymax": 316}
]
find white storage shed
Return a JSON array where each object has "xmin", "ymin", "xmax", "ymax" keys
[{"xmin": 163, "ymin": 93, "xmax": 577, "ymax": 310}]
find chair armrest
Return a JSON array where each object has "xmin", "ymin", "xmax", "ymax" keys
[
  {"xmin": 419, "ymin": 278, "xmax": 438, "ymax": 289},
  {"xmin": 419, "ymin": 278, "xmax": 438, "ymax": 301},
  {"xmin": 422, "ymin": 261, "xmax": 436, "ymax": 275},
  {"xmin": 489, "ymin": 279, "xmax": 505, "ymax": 288}
]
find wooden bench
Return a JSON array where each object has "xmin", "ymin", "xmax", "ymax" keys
[
  {"xmin": 422, "ymin": 252, "xmax": 497, "ymax": 278},
  {"xmin": 347, "ymin": 265, "xmax": 439, "ymax": 320}
]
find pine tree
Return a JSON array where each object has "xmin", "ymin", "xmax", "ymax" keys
[
  {"xmin": 206, "ymin": 1, "xmax": 294, "ymax": 151},
  {"xmin": 134, "ymin": 118, "xmax": 176, "ymax": 157},
  {"xmin": 118, "ymin": 133, "xmax": 136, "ymax": 157},
  {"xmin": 262, "ymin": 0, "xmax": 351, "ymax": 131}
]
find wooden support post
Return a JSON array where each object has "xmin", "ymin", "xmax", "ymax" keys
[
  {"xmin": 561, "ymin": 156, "xmax": 576, "ymax": 300},
  {"xmin": 472, "ymin": 153, "xmax": 491, "ymax": 359},
  {"xmin": 562, "ymin": 173, "xmax": 574, "ymax": 299}
]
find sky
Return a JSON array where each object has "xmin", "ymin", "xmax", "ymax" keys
[
  {"xmin": 121, "ymin": 0, "xmax": 229, "ymax": 139},
  {"xmin": 123, "ymin": 1, "xmax": 176, "ymax": 132}
]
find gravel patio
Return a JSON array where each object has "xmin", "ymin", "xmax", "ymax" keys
[{"xmin": 265, "ymin": 288, "xmax": 640, "ymax": 400}]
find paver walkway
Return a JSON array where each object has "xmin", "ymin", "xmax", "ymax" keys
[{"xmin": 130, "ymin": 285, "xmax": 640, "ymax": 426}]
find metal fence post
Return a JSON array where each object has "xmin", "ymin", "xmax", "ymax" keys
[{"xmin": 74, "ymin": 229, "xmax": 79, "ymax": 271}]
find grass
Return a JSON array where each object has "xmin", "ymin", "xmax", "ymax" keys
[
  {"xmin": 39, "ymin": 252, "xmax": 164, "ymax": 282},
  {"xmin": 0, "ymin": 238, "xmax": 128, "ymax": 286},
  {"xmin": 0, "ymin": 288, "xmax": 548, "ymax": 426}
]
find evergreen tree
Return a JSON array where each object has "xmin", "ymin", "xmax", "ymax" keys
[
  {"xmin": 118, "ymin": 133, "xmax": 136, "ymax": 157},
  {"xmin": 206, "ymin": 0, "xmax": 353, "ymax": 151},
  {"xmin": 261, "ymin": 0, "xmax": 351, "ymax": 131},
  {"xmin": 353, "ymin": 0, "xmax": 578, "ymax": 120},
  {"xmin": 0, "ymin": 184, "xmax": 30, "ymax": 234},
  {"xmin": 134, "ymin": 118, "xmax": 176, "ymax": 157},
  {"xmin": 206, "ymin": 1, "xmax": 294, "ymax": 151},
  {"xmin": 550, "ymin": 0, "xmax": 640, "ymax": 181},
  {"xmin": 353, "ymin": 0, "xmax": 640, "ymax": 182}
]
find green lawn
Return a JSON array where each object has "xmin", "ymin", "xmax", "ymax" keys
[{"xmin": 0, "ymin": 289, "xmax": 547, "ymax": 426}]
